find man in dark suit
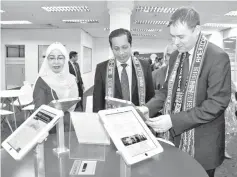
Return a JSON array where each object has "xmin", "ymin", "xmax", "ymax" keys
[
  {"xmin": 145, "ymin": 7, "xmax": 231, "ymax": 177},
  {"xmin": 93, "ymin": 28, "xmax": 155, "ymax": 112},
  {"xmin": 69, "ymin": 51, "xmax": 84, "ymax": 110}
]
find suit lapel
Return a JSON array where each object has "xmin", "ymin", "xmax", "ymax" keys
[
  {"xmin": 131, "ymin": 62, "xmax": 137, "ymax": 96},
  {"xmin": 114, "ymin": 66, "xmax": 123, "ymax": 98}
]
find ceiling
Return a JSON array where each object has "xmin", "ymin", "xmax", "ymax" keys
[{"xmin": 1, "ymin": 1, "xmax": 237, "ymax": 40}]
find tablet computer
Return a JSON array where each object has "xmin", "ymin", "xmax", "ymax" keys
[
  {"xmin": 98, "ymin": 106, "xmax": 163, "ymax": 165},
  {"xmin": 48, "ymin": 97, "xmax": 81, "ymax": 112},
  {"xmin": 1, "ymin": 105, "xmax": 63, "ymax": 160},
  {"xmin": 105, "ymin": 96, "xmax": 135, "ymax": 108}
]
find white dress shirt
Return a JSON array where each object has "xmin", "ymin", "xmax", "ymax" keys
[
  {"xmin": 188, "ymin": 47, "xmax": 194, "ymax": 71},
  {"xmin": 116, "ymin": 58, "xmax": 132, "ymax": 101}
]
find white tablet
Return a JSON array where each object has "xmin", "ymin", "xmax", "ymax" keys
[
  {"xmin": 1, "ymin": 105, "xmax": 63, "ymax": 160},
  {"xmin": 48, "ymin": 97, "xmax": 81, "ymax": 112},
  {"xmin": 105, "ymin": 96, "xmax": 135, "ymax": 108},
  {"xmin": 98, "ymin": 106, "xmax": 163, "ymax": 165}
]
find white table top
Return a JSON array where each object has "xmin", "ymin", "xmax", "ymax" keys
[{"xmin": 0, "ymin": 90, "xmax": 22, "ymax": 98}]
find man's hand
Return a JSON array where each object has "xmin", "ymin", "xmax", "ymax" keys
[{"xmin": 145, "ymin": 114, "xmax": 172, "ymax": 132}]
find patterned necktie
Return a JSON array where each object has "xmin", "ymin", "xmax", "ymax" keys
[
  {"xmin": 181, "ymin": 52, "xmax": 190, "ymax": 91},
  {"xmin": 120, "ymin": 63, "xmax": 130, "ymax": 101}
]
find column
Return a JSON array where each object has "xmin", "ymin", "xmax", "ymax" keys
[{"xmin": 107, "ymin": 0, "xmax": 134, "ymax": 57}]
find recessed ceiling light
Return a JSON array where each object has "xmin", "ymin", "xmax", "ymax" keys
[
  {"xmin": 132, "ymin": 33, "xmax": 157, "ymax": 37},
  {"xmin": 0, "ymin": 20, "xmax": 32, "ymax": 24},
  {"xmin": 62, "ymin": 19, "xmax": 98, "ymax": 23},
  {"xmin": 104, "ymin": 28, "xmax": 110, "ymax": 31},
  {"xmin": 203, "ymin": 23, "xmax": 237, "ymax": 28},
  {"xmin": 134, "ymin": 20, "xmax": 169, "ymax": 25},
  {"xmin": 0, "ymin": 10, "xmax": 5, "ymax": 13},
  {"xmin": 42, "ymin": 6, "xmax": 90, "ymax": 12},
  {"xmin": 225, "ymin": 11, "xmax": 237, "ymax": 16},
  {"xmin": 136, "ymin": 6, "xmax": 177, "ymax": 13}
]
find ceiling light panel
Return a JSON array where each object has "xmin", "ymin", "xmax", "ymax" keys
[
  {"xmin": 132, "ymin": 33, "xmax": 157, "ymax": 37},
  {"xmin": 136, "ymin": 6, "xmax": 177, "ymax": 13},
  {"xmin": 42, "ymin": 6, "xmax": 90, "ymax": 12},
  {"xmin": 225, "ymin": 11, "xmax": 237, "ymax": 16},
  {"xmin": 63, "ymin": 19, "xmax": 98, "ymax": 23},
  {"xmin": 203, "ymin": 23, "xmax": 237, "ymax": 28},
  {"xmin": 0, "ymin": 10, "xmax": 5, "ymax": 13},
  {"xmin": 134, "ymin": 20, "xmax": 169, "ymax": 25},
  {"xmin": 0, "ymin": 21, "xmax": 32, "ymax": 24},
  {"xmin": 132, "ymin": 28, "xmax": 162, "ymax": 32}
]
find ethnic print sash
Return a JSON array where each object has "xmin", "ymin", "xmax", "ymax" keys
[
  {"xmin": 105, "ymin": 57, "xmax": 146, "ymax": 109},
  {"xmin": 163, "ymin": 33, "xmax": 208, "ymax": 157}
]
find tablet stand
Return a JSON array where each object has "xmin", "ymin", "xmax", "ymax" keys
[
  {"xmin": 53, "ymin": 117, "xmax": 69, "ymax": 157},
  {"xmin": 34, "ymin": 132, "xmax": 49, "ymax": 177},
  {"xmin": 116, "ymin": 151, "xmax": 131, "ymax": 177}
]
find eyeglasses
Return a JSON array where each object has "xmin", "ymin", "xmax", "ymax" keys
[{"xmin": 47, "ymin": 55, "xmax": 65, "ymax": 61}]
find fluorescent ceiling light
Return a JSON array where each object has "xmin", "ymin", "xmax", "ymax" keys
[
  {"xmin": 42, "ymin": 6, "xmax": 90, "ymax": 12},
  {"xmin": 63, "ymin": 19, "xmax": 98, "ymax": 23},
  {"xmin": 136, "ymin": 6, "xmax": 177, "ymax": 13},
  {"xmin": 132, "ymin": 33, "xmax": 157, "ymax": 37},
  {"xmin": 228, "ymin": 37, "xmax": 236, "ymax": 40},
  {"xmin": 134, "ymin": 20, "xmax": 169, "ymax": 25},
  {"xmin": 203, "ymin": 23, "xmax": 237, "ymax": 28},
  {"xmin": 223, "ymin": 40, "xmax": 234, "ymax": 43},
  {"xmin": 132, "ymin": 28, "xmax": 162, "ymax": 32},
  {"xmin": 225, "ymin": 11, "xmax": 237, "ymax": 16},
  {"xmin": 0, "ymin": 20, "xmax": 32, "ymax": 24},
  {"xmin": 0, "ymin": 10, "xmax": 5, "ymax": 13},
  {"xmin": 104, "ymin": 28, "xmax": 109, "ymax": 31}
]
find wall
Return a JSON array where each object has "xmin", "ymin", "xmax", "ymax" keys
[
  {"xmin": 1, "ymin": 28, "xmax": 83, "ymax": 89},
  {"xmin": 1, "ymin": 28, "xmax": 170, "ymax": 90}
]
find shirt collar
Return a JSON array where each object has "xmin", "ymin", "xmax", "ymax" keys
[
  {"xmin": 116, "ymin": 57, "xmax": 132, "ymax": 67},
  {"xmin": 188, "ymin": 47, "xmax": 195, "ymax": 56}
]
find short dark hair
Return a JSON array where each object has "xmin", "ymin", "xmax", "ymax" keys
[
  {"xmin": 168, "ymin": 7, "xmax": 200, "ymax": 29},
  {"xmin": 133, "ymin": 51, "xmax": 139, "ymax": 56},
  {"xmin": 109, "ymin": 28, "xmax": 132, "ymax": 48},
  {"xmin": 69, "ymin": 51, "xmax": 78, "ymax": 59}
]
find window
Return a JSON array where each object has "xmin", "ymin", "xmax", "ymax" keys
[{"xmin": 6, "ymin": 45, "xmax": 25, "ymax": 57}]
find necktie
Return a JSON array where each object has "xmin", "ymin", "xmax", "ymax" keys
[
  {"xmin": 120, "ymin": 64, "xmax": 130, "ymax": 101},
  {"xmin": 181, "ymin": 52, "xmax": 190, "ymax": 91}
]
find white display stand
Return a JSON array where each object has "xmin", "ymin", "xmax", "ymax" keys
[
  {"xmin": 117, "ymin": 151, "xmax": 131, "ymax": 177},
  {"xmin": 34, "ymin": 142, "xmax": 46, "ymax": 177},
  {"xmin": 52, "ymin": 117, "xmax": 69, "ymax": 157}
]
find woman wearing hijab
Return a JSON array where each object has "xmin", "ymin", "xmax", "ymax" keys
[{"xmin": 33, "ymin": 42, "xmax": 80, "ymax": 112}]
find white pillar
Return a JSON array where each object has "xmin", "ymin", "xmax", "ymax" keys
[{"xmin": 107, "ymin": 0, "xmax": 134, "ymax": 57}]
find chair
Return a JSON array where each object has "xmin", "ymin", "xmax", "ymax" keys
[
  {"xmin": 1, "ymin": 109, "xmax": 14, "ymax": 133},
  {"xmin": 11, "ymin": 81, "xmax": 35, "ymax": 119},
  {"xmin": 85, "ymin": 96, "xmax": 93, "ymax": 113}
]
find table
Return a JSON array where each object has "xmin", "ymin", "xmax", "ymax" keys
[
  {"xmin": 1, "ymin": 132, "xmax": 208, "ymax": 177},
  {"xmin": 0, "ymin": 89, "xmax": 22, "ymax": 129}
]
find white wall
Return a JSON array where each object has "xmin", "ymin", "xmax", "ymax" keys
[
  {"xmin": 208, "ymin": 31, "xmax": 224, "ymax": 49},
  {"xmin": 1, "ymin": 29, "xmax": 170, "ymax": 90},
  {"xmin": 1, "ymin": 28, "xmax": 83, "ymax": 89}
]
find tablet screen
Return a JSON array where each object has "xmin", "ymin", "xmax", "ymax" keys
[
  {"xmin": 105, "ymin": 110, "xmax": 157, "ymax": 157},
  {"xmin": 7, "ymin": 109, "xmax": 56, "ymax": 152}
]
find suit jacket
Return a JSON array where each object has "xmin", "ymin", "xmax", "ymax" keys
[
  {"xmin": 146, "ymin": 42, "xmax": 231, "ymax": 170},
  {"xmin": 93, "ymin": 59, "xmax": 155, "ymax": 112},
  {"xmin": 68, "ymin": 61, "xmax": 84, "ymax": 98},
  {"xmin": 152, "ymin": 65, "xmax": 168, "ymax": 90}
]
